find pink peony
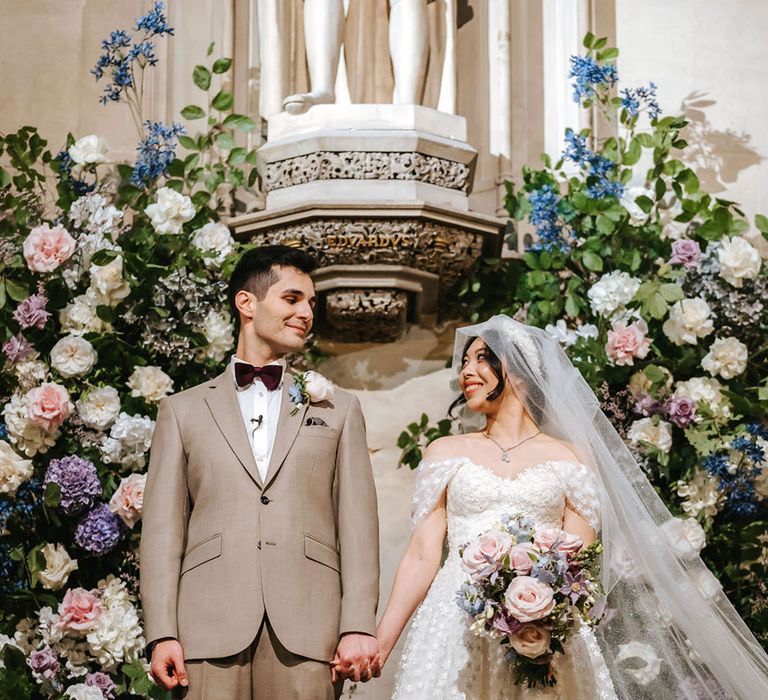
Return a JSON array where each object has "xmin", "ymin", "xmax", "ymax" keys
[
  {"xmin": 669, "ymin": 239, "xmax": 701, "ymax": 269},
  {"xmin": 503, "ymin": 576, "xmax": 556, "ymax": 622},
  {"xmin": 25, "ymin": 383, "xmax": 73, "ymax": 431},
  {"xmin": 22, "ymin": 224, "xmax": 76, "ymax": 273},
  {"xmin": 534, "ymin": 528, "xmax": 583, "ymax": 555},
  {"xmin": 508, "ymin": 542, "xmax": 540, "ymax": 574},
  {"xmin": 461, "ymin": 530, "xmax": 513, "ymax": 579},
  {"xmin": 109, "ymin": 473, "xmax": 146, "ymax": 528},
  {"xmin": 56, "ymin": 587, "xmax": 103, "ymax": 632},
  {"xmin": 605, "ymin": 320, "xmax": 651, "ymax": 367}
]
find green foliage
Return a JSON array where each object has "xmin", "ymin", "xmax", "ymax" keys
[{"xmin": 397, "ymin": 413, "xmax": 455, "ymax": 469}]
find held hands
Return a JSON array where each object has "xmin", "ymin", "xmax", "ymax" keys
[
  {"xmin": 150, "ymin": 639, "xmax": 189, "ymax": 691},
  {"xmin": 331, "ymin": 633, "xmax": 381, "ymax": 683}
]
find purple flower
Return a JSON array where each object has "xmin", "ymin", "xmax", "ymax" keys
[
  {"xmin": 666, "ymin": 396, "xmax": 697, "ymax": 428},
  {"xmin": 86, "ymin": 671, "xmax": 117, "ymax": 699},
  {"xmin": 27, "ymin": 646, "xmax": 59, "ymax": 680},
  {"xmin": 634, "ymin": 394, "xmax": 663, "ymax": 417},
  {"xmin": 12, "ymin": 293, "xmax": 51, "ymax": 330},
  {"xmin": 75, "ymin": 503, "xmax": 124, "ymax": 555},
  {"xmin": 560, "ymin": 570, "xmax": 589, "ymax": 605},
  {"xmin": 2, "ymin": 334, "xmax": 35, "ymax": 362},
  {"xmin": 669, "ymin": 239, "xmax": 701, "ymax": 269},
  {"xmin": 44, "ymin": 456, "xmax": 102, "ymax": 516},
  {"xmin": 491, "ymin": 610, "xmax": 522, "ymax": 636}
]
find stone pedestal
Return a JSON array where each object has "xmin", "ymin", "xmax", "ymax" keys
[{"xmin": 229, "ymin": 105, "xmax": 503, "ymax": 341}]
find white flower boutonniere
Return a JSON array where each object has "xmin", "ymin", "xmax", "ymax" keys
[{"xmin": 288, "ymin": 371, "xmax": 334, "ymax": 416}]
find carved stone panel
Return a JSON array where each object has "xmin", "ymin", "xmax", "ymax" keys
[{"xmin": 325, "ymin": 289, "xmax": 409, "ymax": 342}]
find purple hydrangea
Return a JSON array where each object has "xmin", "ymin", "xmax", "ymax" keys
[
  {"xmin": 75, "ymin": 503, "xmax": 124, "ymax": 555},
  {"xmin": 666, "ymin": 396, "xmax": 697, "ymax": 428},
  {"xmin": 44, "ymin": 456, "xmax": 102, "ymax": 516},
  {"xmin": 86, "ymin": 671, "xmax": 117, "ymax": 699},
  {"xmin": 669, "ymin": 239, "xmax": 701, "ymax": 269},
  {"xmin": 12, "ymin": 293, "xmax": 51, "ymax": 330},
  {"xmin": 27, "ymin": 646, "xmax": 59, "ymax": 681},
  {"xmin": 2, "ymin": 334, "xmax": 35, "ymax": 362}
]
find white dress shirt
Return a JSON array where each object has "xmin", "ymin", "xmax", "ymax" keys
[{"xmin": 230, "ymin": 355, "xmax": 285, "ymax": 482}]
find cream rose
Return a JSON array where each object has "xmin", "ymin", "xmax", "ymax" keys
[
  {"xmin": 38, "ymin": 543, "xmax": 79, "ymax": 591},
  {"xmin": 109, "ymin": 473, "xmax": 146, "ymax": 528},
  {"xmin": 59, "ymin": 291, "xmax": 111, "ymax": 336},
  {"xmin": 89, "ymin": 255, "xmax": 130, "ymax": 306},
  {"xmin": 23, "ymin": 224, "xmax": 77, "ymax": 273},
  {"xmin": 627, "ymin": 417, "xmax": 673, "ymax": 454},
  {"xmin": 25, "ymin": 383, "xmax": 74, "ymax": 432},
  {"xmin": 661, "ymin": 517, "xmax": 706, "ymax": 559},
  {"xmin": 144, "ymin": 187, "xmax": 195, "ymax": 234},
  {"xmin": 303, "ymin": 371, "xmax": 334, "ymax": 402},
  {"xmin": 461, "ymin": 530, "xmax": 513, "ymax": 579},
  {"xmin": 508, "ymin": 622, "xmax": 551, "ymax": 659},
  {"xmin": 76, "ymin": 386, "xmax": 121, "ymax": 431},
  {"xmin": 191, "ymin": 221, "xmax": 235, "ymax": 268},
  {"xmin": 662, "ymin": 298, "xmax": 714, "ymax": 346},
  {"xmin": 717, "ymin": 236, "xmax": 761, "ymax": 288},
  {"xmin": 503, "ymin": 576, "xmax": 556, "ymax": 622},
  {"xmin": 126, "ymin": 366, "xmax": 174, "ymax": 403},
  {"xmin": 0, "ymin": 440, "xmax": 34, "ymax": 495},
  {"xmin": 701, "ymin": 337, "xmax": 748, "ymax": 380},
  {"xmin": 68, "ymin": 135, "xmax": 109, "ymax": 167},
  {"xmin": 50, "ymin": 335, "xmax": 97, "ymax": 378}
]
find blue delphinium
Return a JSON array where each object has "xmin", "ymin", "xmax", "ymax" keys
[
  {"xmin": 132, "ymin": 121, "xmax": 185, "ymax": 186},
  {"xmin": 135, "ymin": 2, "xmax": 175, "ymax": 36},
  {"xmin": 562, "ymin": 129, "xmax": 624, "ymax": 200},
  {"xmin": 0, "ymin": 421, "xmax": 7, "ymax": 439},
  {"xmin": 54, "ymin": 150, "xmax": 95, "ymax": 196},
  {"xmin": 569, "ymin": 55, "xmax": 618, "ymax": 104},
  {"xmin": 703, "ymin": 430, "xmax": 765, "ymax": 517},
  {"xmin": 0, "ymin": 541, "xmax": 24, "ymax": 594},
  {"xmin": 620, "ymin": 82, "xmax": 661, "ymax": 120},
  {"xmin": 527, "ymin": 185, "xmax": 573, "ymax": 253}
]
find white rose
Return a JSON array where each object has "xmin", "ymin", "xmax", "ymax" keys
[
  {"xmin": 0, "ymin": 440, "xmax": 34, "ymax": 495},
  {"xmin": 64, "ymin": 684, "xmax": 106, "ymax": 700},
  {"xmin": 200, "ymin": 309, "xmax": 234, "ymax": 363},
  {"xmin": 89, "ymin": 255, "xmax": 130, "ymax": 306},
  {"xmin": 191, "ymin": 222, "xmax": 235, "ymax": 268},
  {"xmin": 59, "ymin": 291, "xmax": 111, "ymax": 336},
  {"xmin": 701, "ymin": 337, "xmax": 748, "ymax": 380},
  {"xmin": 674, "ymin": 377, "xmax": 730, "ymax": 420},
  {"xmin": 38, "ymin": 543, "xmax": 79, "ymax": 591},
  {"xmin": 620, "ymin": 186, "xmax": 654, "ymax": 225},
  {"xmin": 662, "ymin": 298, "xmax": 714, "ymax": 346},
  {"xmin": 144, "ymin": 187, "xmax": 195, "ymax": 234},
  {"xmin": 616, "ymin": 641, "xmax": 662, "ymax": 685},
  {"xmin": 127, "ymin": 366, "xmax": 174, "ymax": 402},
  {"xmin": 717, "ymin": 236, "xmax": 761, "ymax": 287},
  {"xmin": 303, "ymin": 372, "xmax": 334, "ymax": 402},
  {"xmin": 50, "ymin": 335, "xmax": 97, "ymax": 378},
  {"xmin": 692, "ymin": 568, "xmax": 723, "ymax": 601},
  {"xmin": 587, "ymin": 271, "xmax": 641, "ymax": 318},
  {"xmin": 661, "ymin": 517, "xmax": 706, "ymax": 559},
  {"xmin": 76, "ymin": 386, "xmax": 121, "ymax": 431},
  {"xmin": 627, "ymin": 417, "xmax": 673, "ymax": 454},
  {"xmin": 68, "ymin": 135, "xmax": 109, "ymax": 167}
]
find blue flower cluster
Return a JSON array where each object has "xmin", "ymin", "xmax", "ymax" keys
[
  {"xmin": 0, "ymin": 541, "xmax": 24, "ymax": 594},
  {"xmin": 0, "ymin": 479, "xmax": 42, "ymax": 534},
  {"xmin": 620, "ymin": 82, "xmax": 661, "ymax": 120},
  {"xmin": 526, "ymin": 185, "xmax": 573, "ymax": 253},
  {"xmin": 132, "ymin": 121, "xmax": 185, "ymax": 186},
  {"xmin": 569, "ymin": 55, "xmax": 618, "ymax": 104},
  {"xmin": 562, "ymin": 129, "xmax": 624, "ymax": 200},
  {"xmin": 135, "ymin": 1, "xmax": 174, "ymax": 36},
  {"xmin": 75, "ymin": 503, "xmax": 125, "ymax": 555},
  {"xmin": 54, "ymin": 150, "xmax": 95, "ymax": 196}
]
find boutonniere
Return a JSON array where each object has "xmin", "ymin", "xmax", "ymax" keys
[{"xmin": 288, "ymin": 371, "xmax": 335, "ymax": 416}]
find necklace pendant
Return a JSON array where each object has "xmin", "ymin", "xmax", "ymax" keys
[{"xmin": 501, "ymin": 451, "xmax": 510, "ymax": 463}]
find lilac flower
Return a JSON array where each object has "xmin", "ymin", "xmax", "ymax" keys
[
  {"xmin": 75, "ymin": 503, "xmax": 125, "ymax": 555},
  {"xmin": 569, "ymin": 55, "xmax": 618, "ymax": 104},
  {"xmin": 634, "ymin": 395, "xmax": 664, "ymax": 417},
  {"xmin": 491, "ymin": 610, "xmax": 522, "ymax": 636},
  {"xmin": 13, "ymin": 293, "xmax": 51, "ymax": 330},
  {"xmin": 27, "ymin": 646, "xmax": 59, "ymax": 681},
  {"xmin": 131, "ymin": 121, "xmax": 185, "ymax": 186},
  {"xmin": 44, "ymin": 456, "xmax": 102, "ymax": 516},
  {"xmin": 86, "ymin": 671, "xmax": 117, "ymax": 699},
  {"xmin": 669, "ymin": 239, "xmax": 701, "ymax": 269},
  {"xmin": 665, "ymin": 396, "xmax": 697, "ymax": 428},
  {"xmin": 2, "ymin": 334, "xmax": 35, "ymax": 362},
  {"xmin": 530, "ymin": 556, "xmax": 556, "ymax": 585},
  {"xmin": 620, "ymin": 82, "xmax": 661, "ymax": 120},
  {"xmin": 560, "ymin": 570, "xmax": 589, "ymax": 605}
]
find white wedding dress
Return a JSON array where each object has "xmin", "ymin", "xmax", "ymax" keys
[{"xmin": 392, "ymin": 456, "xmax": 618, "ymax": 700}]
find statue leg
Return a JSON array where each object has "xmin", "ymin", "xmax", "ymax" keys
[
  {"xmin": 389, "ymin": 0, "xmax": 429, "ymax": 105},
  {"xmin": 282, "ymin": 0, "xmax": 345, "ymax": 114}
]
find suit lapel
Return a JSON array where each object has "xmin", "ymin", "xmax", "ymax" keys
[
  {"xmin": 204, "ymin": 368, "xmax": 263, "ymax": 489},
  {"xmin": 264, "ymin": 370, "xmax": 308, "ymax": 490}
]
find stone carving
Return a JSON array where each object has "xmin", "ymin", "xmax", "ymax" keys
[
  {"xmin": 264, "ymin": 151, "xmax": 471, "ymax": 193},
  {"xmin": 325, "ymin": 289, "xmax": 409, "ymax": 342}
]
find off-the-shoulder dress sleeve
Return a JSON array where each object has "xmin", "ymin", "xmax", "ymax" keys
[
  {"xmin": 551, "ymin": 460, "xmax": 601, "ymax": 531},
  {"xmin": 410, "ymin": 457, "xmax": 466, "ymax": 529}
]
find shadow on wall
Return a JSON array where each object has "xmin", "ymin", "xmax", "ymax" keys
[{"xmin": 680, "ymin": 91, "xmax": 763, "ymax": 193}]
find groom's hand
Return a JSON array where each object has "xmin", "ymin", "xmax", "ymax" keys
[
  {"xmin": 150, "ymin": 639, "xmax": 189, "ymax": 691},
  {"xmin": 332, "ymin": 633, "xmax": 380, "ymax": 683}
]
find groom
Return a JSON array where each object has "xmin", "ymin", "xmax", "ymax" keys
[{"xmin": 140, "ymin": 245, "xmax": 380, "ymax": 699}]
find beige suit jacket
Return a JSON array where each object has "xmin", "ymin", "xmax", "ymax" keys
[{"xmin": 139, "ymin": 368, "xmax": 379, "ymax": 661}]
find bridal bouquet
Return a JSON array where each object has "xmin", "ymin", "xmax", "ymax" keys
[{"xmin": 457, "ymin": 514, "xmax": 603, "ymax": 687}]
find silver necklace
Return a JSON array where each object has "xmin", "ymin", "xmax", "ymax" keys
[{"xmin": 482, "ymin": 429, "xmax": 542, "ymax": 463}]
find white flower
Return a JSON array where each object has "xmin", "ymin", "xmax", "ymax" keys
[
  {"xmin": 674, "ymin": 377, "xmax": 731, "ymax": 420},
  {"xmin": 544, "ymin": 320, "xmax": 577, "ymax": 346},
  {"xmin": 38, "ymin": 543, "xmax": 79, "ymax": 591},
  {"xmin": 701, "ymin": 337, "xmax": 748, "ymax": 380},
  {"xmin": 127, "ymin": 366, "xmax": 174, "ymax": 402},
  {"xmin": 627, "ymin": 417, "xmax": 673, "ymax": 454},
  {"xmin": 2, "ymin": 394, "xmax": 59, "ymax": 457},
  {"xmin": 68, "ymin": 135, "xmax": 109, "ymax": 168},
  {"xmin": 661, "ymin": 517, "xmax": 706, "ymax": 559},
  {"xmin": 575, "ymin": 323, "xmax": 599, "ymax": 340},
  {"xmin": 89, "ymin": 255, "xmax": 131, "ymax": 306},
  {"xmin": 755, "ymin": 440, "xmax": 768, "ymax": 499},
  {"xmin": 50, "ymin": 335, "xmax": 97, "ymax": 378},
  {"xmin": 659, "ymin": 199, "xmax": 688, "ymax": 240},
  {"xmin": 620, "ymin": 186, "xmax": 654, "ymax": 225},
  {"xmin": 86, "ymin": 576, "xmax": 143, "ymax": 669},
  {"xmin": 692, "ymin": 568, "xmax": 722, "ymax": 601},
  {"xmin": 717, "ymin": 236, "xmax": 761, "ymax": 287},
  {"xmin": 303, "ymin": 371, "xmax": 334, "ymax": 402},
  {"xmin": 662, "ymin": 298, "xmax": 714, "ymax": 346},
  {"xmin": 677, "ymin": 470, "xmax": 721, "ymax": 519},
  {"xmin": 76, "ymin": 386, "xmax": 121, "ymax": 431},
  {"xmin": 615, "ymin": 641, "xmax": 662, "ymax": 686},
  {"xmin": 59, "ymin": 290, "xmax": 111, "ymax": 336},
  {"xmin": 587, "ymin": 271, "xmax": 641, "ymax": 318},
  {"xmin": 144, "ymin": 187, "xmax": 195, "ymax": 234},
  {"xmin": 191, "ymin": 222, "xmax": 235, "ymax": 268},
  {"xmin": 0, "ymin": 440, "xmax": 34, "ymax": 495},
  {"xmin": 13, "ymin": 359, "xmax": 48, "ymax": 394},
  {"xmin": 200, "ymin": 308, "xmax": 234, "ymax": 363},
  {"xmin": 69, "ymin": 193, "xmax": 123, "ymax": 235},
  {"xmin": 64, "ymin": 683, "xmax": 105, "ymax": 700},
  {"xmin": 100, "ymin": 413, "xmax": 155, "ymax": 470}
]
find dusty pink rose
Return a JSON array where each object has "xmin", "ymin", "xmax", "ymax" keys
[
  {"xmin": 504, "ymin": 576, "xmax": 556, "ymax": 622},
  {"xmin": 669, "ymin": 239, "xmax": 701, "ymax": 269},
  {"xmin": 56, "ymin": 587, "xmax": 103, "ymax": 632},
  {"xmin": 508, "ymin": 542, "xmax": 540, "ymax": 574},
  {"xmin": 534, "ymin": 528, "xmax": 583, "ymax": 555},
  {"xmin": 461, "ymin": 530, "xmax": 513, "ymax": 579},
  {"xmin": 25, "ymin": 382, "xmax": 73, "ymax": 432},
  {"xmin": 605, "ymin": 320, "xmax": 651, "ymax": 367},
  {"xmin": 22, "ymin": 223, "xmax": 76, "ymax": 273},
  {"xmin": 666, "ymin": 396, "xmax": 697, "ymax": 428},
  {"xmin": 109, "ymin": 473, "xmax": 146, "ymax": 528},
  {"xmin": 508, "ymin": 623, "xmax": 552, "ymax": 659}
]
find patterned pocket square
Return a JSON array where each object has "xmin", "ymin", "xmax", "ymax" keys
[{"xmin": 305, "ymin": 416, "xmax": 329, "ymax": 427}]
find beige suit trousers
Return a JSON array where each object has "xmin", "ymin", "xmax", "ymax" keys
[{"xmin": 176, "ymin": 616, "xmax": 343, "ymax": 700}]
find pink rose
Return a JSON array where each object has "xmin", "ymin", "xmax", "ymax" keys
[
  {"xmin": 605, "ymin": 320, "xmax": 651, "ymax": 367},
  {"xmin": 109, "ymin": 473, "xmax": 146, "ymax": 528},
  {"xmin": 508, "ymin": 623, "xmax": 552, "ymax": 659},
  {"xmin": 57, "ymin": 587, "xmax": 103, "ymax": 632},
  {"xmin": 503, "ymin": 576, "xmax": 556, "ymax": 622},
  {"xmin": 669, "ymin": 239, "xmax": 701, "ymax": 269},
  {"xmin": 534, "ymin": 527, "xmax": 583, "ymax": 556},
  {"xmin": 461, "ymin": 530, "xmax": 513, "ymax": 579},
  {"xmin": 508, "ymin": 542, "xmax": 540, "ymax": 574},
  {"xmin": 25, "ymin": 383, "xmax": 73, "ymax": 431},
  {"xmin": 23, "ymin": 224, "xmax": 76, "ymax": 273}
]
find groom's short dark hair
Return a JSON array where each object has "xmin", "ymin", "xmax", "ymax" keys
[{"xmin": 227, "ymin": 244, "xmax": 317, "ymax": 315}]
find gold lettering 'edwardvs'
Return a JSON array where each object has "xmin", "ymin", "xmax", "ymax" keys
[{"xmin": 325, "ymin": 233, "xmax": 416, "ymax": 249}]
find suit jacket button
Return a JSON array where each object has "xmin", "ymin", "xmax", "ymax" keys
[{"xmin": 260, "ymin": 495, "xmax": 270, "ymax": 505}]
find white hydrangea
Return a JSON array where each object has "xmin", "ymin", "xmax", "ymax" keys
[
  {"xmin": 620, "ymin": 186, "xmax": 654, "ymax": 225},
  {"xmin": 100, "ymin": 412, "xmax": 155, "ymax": 470},
  {"xmin": 86, "ymin": 576, "xmax": 143, "ymax": 670},
  {"xmin": 12, "ymin": 358, "xmax": 48, "ymax": 394},
  {"xmin": 76, "ymin": 386, "xmax": 121, "ymax": 431},
  {"xmin": 662, "ymin": 298, "xmax": 714, "ymax": 346},
  {"xmin": 627, "ymin": 417, "xmax": 673, "ymax": 454},
  {"xmin": 69, "ymin": 193, "xmax": 123, "ymax": 235},
  {"xmin": 2, "ymin": 394, "xmax": 59, "ymax": 457},
  {"xmin": 701, "ymin": 337, "xmax": 748, "ymax": 380},
  {"xmin": 144, "ymin": 187, "xmax": 195, "ymax": 235},
  {"xmin": 677, "ymin": 470, "xmax": 721, "ymax": 519},
  {"xmin": 717, "ymin": 235, "xmax": 762, "ymax": 287},
  {"xmin": 127, "ymin": 366, "xmax": 174, "ymax": 402},
  {"xmin": 544, "ymin": 320, "xmax": 599, "ymax": 347},
  {"xmin": 200, "ymin": 308, "xmax": 235, "ymax": 363},
  {"xmin": 192, "ymin": 221, "xmax": 235, "ymax": 268},
  {"xmin": 59, "ymin": 290, "xmax": 111, "ymax": 336},
  {"xmin": 587, "ymin": 271, "xmax": 641, "ymax": 318},
  {"xmin": 674, "ymin": 377, "xmax": 731, "ymax": 420},
  {"xmin": 50, "ymin": 335, "xmax": 97, "ymax": 379},
  {"xmin": 0, "ymin": 440, "xmax": 34, "ymax": 495},
  {"xmin": 64, "ymin": 683, "xmax": 105, "ymax": 699},
  {"xmin": 661, "ymin": 517, "xmax": 706, "ymax": 559}
]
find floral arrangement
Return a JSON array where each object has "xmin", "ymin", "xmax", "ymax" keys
[
  {"xmin": 457, "ymin": 515, "xmax": 602, "ymax": 687},
  {"xmin": 288, "ymin": 371, "xmax": 335, "ymax": 415}
]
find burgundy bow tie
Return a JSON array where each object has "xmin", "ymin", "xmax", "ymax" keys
[{"xmin": 234, "ymin": 362, "xmax": 283, "ymax": 391}]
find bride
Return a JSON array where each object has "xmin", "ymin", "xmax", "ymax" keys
[{"xmin": 375, "ymin": 315, "xmax": 768, "ymax": 699}]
